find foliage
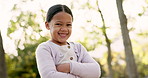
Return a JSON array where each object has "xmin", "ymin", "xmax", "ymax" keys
[
  {"xmin": 75, "ymin": 0, "xmax": 148, "ymax": 78},
  {"xmin": 132, "ymin": 38, "xmax": 148, "ymax": 78},
  {"xmin": 3, "ymin": 0, "xmax": 148, "ymax": 78},
  {"xmin": 78, "ymin": 25, "xmax": 103, "ymax": 51},
  {"xmin": 6, "ymin": 0, "xmax": 48, "ymax": 78},
  {"xmin": 6, "ymin": 36, "xmax": 48, "ymax": 78}
]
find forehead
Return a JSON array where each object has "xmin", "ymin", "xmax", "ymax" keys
[{"xmin": 51, "ymin": 12, "xmax": 72, "ymax": 22}]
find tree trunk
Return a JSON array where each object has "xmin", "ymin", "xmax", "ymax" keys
[
  {"xmin": 97, "ymin": 1, "xmax": 114, "ymax": 77},
  {"xmin": 0, "ymin": 31, "xmax": 7, "ymax": 78},
  {"xmin": 116, "ymin": 0, "xmax": 139, "ymax": 78}
]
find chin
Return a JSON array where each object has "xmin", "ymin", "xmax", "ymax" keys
[
  {"xmin": 60, "ymin": 40, "xmax": 67, "ymax": 43},
  {"xmin": 59, "ymin": 40, "xmax": 67, "ymax": 43}
]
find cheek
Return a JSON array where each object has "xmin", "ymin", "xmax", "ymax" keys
[
  {"xmin": 50, "ymin": 28, "xmax": 54, "ymax": 34},
  {"xmin": 50, "ymin": 27, "xmax": 58, "ymax": 32},
  {"xmin": 50, "ymin": 28, "xmax": 60, "ymax": 36},
  {"xmin": 69, "ymin": 28, "xmax": 72, "ymax": 33}
]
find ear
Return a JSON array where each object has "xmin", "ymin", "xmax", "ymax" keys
[{"xmin": 45, "ymin": 22, "xmax": 50, "ymax": 30}]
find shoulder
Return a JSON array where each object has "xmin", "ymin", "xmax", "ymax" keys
[
  {"xmin": 69, "ymin": 42, "xmax": 87, "ymax": 52},
  {"xmin": 37, "ymin": 40, "xmax": 54, "ymax": 48},
  {"xmin": 69, "ymin": 42, "xmax": 83, "ymax": 47},
  {"xmin": 69, "ymin": 42, "xmax": 82, "ymax": 49},
  {"xmin": 36, "ymin": 40, "xmax": 54, "ymax": 52},
  {"xmin": 36, "ymin": 41, "xmax": 55, "ymax": 56},
  {"xmin": 37, "ymin": 41, "xmax": 49, "ymax": 48}
]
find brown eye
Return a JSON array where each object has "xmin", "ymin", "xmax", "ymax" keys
[
  {"xmin": 55, "ymin": 23, "xmax": 62, "ymax": 26},
  {"xmin": 67, "ymin": 24, "xmax": 72, "ymax": 27}
]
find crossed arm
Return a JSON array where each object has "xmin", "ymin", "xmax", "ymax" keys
[{"xmin": 36, "ymin": 44, "xmax": 101, "ymax": 78}]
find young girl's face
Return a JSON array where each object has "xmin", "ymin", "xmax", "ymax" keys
[{"xmin": 46, "ymin": 12, "xmax": 72, "ymax": 45}]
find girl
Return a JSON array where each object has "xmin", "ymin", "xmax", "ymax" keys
[{"xmin": 36, "ymin": 4, "xmax": 101, "ymax": 78}]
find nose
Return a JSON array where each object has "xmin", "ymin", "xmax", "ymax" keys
[{"xmin": 60, "ymin": 26, "xmax": 67, "ymax": 31}]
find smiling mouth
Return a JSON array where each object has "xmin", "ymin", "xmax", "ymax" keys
[{"xmin": 58, "ymin": 33, "xmax": 68, "ymax": 38}]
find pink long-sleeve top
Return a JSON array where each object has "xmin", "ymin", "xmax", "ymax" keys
[{"xmin": 36, "ymin": 41, "xmax": 101, "ymax": 78}]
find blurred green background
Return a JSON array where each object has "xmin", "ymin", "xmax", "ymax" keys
[{"xmin": 0, "ymin": 0, "xmax": 148, "ymax": 78}]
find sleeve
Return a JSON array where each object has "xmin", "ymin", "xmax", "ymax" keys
[
  {"xmin": 35, "ymin": 43, "xmax": 80, "ymax": 78},
  {"xmin": 70, "ymin": 43, "xmax": 101, "ymax": 78}
]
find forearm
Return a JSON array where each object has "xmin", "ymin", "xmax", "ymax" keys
[
  {"xmin": 36, "ymin": 44, "xmax": 80, "ymax": 78},
  {"xmin": 37, "ymin": 58, "xmax": 80, "ymax": 78},
  {"xmin": 70, "ymin": 61, "xmax": 101, "ymax": 78},
  {"xmin": 40, "ymin": 71, "xmax": 80, "ymax": 78},
  {"xmin": 56, "ymin": 62, "xmax": 101, "ymax": 78}
]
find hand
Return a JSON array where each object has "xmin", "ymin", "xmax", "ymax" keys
[{"xmin": 56, "ymin": 63, "xmax": 70, "ymax": 73}]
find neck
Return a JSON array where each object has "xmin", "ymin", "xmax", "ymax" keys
[{"xmin": 50, "ymin": 40, "xmax": 67, "ymax": 46}]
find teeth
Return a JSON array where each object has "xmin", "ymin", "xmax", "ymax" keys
[
  {"xmin": 59, "ymin": 33, "xmax": 67, "ymax": 37},
  {"xmin": 60, "ymin": 34, "xmax": 66, "ymax": 36}
]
